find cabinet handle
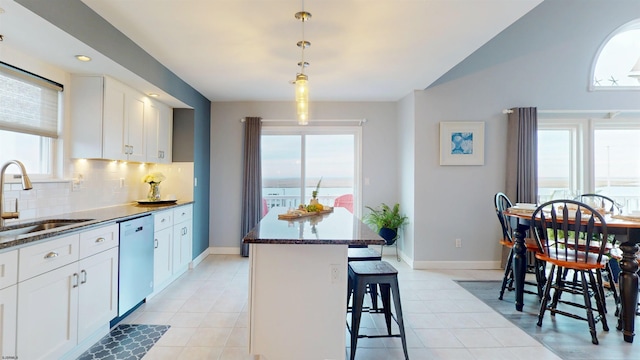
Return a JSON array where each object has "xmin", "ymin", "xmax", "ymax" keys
[
  {"xmin": 129, "ymin": 145, "xmax": 134, "ymax": 154},
  {"xmin": 72, "ymin": 273, "xmax": 79, "ymax": 288},
  {"xmin": 154, "ymin": 239, "xmax": 159, "ymax": 249},
  {"xmin": 161, "ymin": 218, "xmax": 166, "ymax": 223},
  {"xmin": 81, "ymin": 269, "xmax": 87, "ymax": 284},
  {"xmin": 95, "ymin": 237, "xmax": 105, "ymax": 243},
  {"xmin": 44, "ymin": 251, "xmax": 59, "ymax": 259}
]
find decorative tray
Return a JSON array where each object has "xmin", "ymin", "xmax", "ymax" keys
[
  {"xmin": 136, "ymin": 199, "xmax": 178, "ymax": 205},
  {"xmin": 278, "ymin": 207, "xmax": 334, "ymax": 220}
]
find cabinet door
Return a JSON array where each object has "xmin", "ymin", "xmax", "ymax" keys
[
  {"xmin": 0, "ymin": 285, "xmax": 17, "ymax": 357},
  {"xmin": 77, "ymin": 247, "xmax": 118, "ymax": 341},
  {"xmin": 146, "ymin": 100, "xmax": 172, "ymax": 164},
  {"xmin": 172, "ymin": 220, "xmax": 192, "ymax": 273},
  {"xmin": 154, "ymin": 227, "xmax": 173, "ymax": 291},
  {"xmin": 102, "ymin": 77, "xmax": 128, "ymax": 161},
  {"xmin": 126, "ymin": 89, "xmax": 147, "ymax": 162},
  {"xmin": 17, "ymin": 263, "xmax": 78, "ymax": 360}
]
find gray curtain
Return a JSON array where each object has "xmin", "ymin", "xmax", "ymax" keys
[
  {"xmin": 241, "ymin": 117, "xmax": 262, "ymax": 257},
  {"xmin": 506, "ymin": 107, "xmax": 538, "ymax": 204}
]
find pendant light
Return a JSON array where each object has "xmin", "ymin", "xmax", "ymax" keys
[{"xmin": 294, "ymin": 2, "xmax": 311, "ymax": 125}]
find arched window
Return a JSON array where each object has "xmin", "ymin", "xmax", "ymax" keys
[{"xmin": 591, "ymin": 20, "xmax": 640, "ymax": 89}]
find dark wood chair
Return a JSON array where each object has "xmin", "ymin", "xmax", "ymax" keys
[
  {"xmin": 531, "ymin": 199, "xmax": 610, "ymax": 345},
  {"xmin": 573, "ymin": 194, "xmax": 622, "ymax": 311},
  {"xmin": 494, "ymin": 192, "xmax": 546, "ymax": 300}
]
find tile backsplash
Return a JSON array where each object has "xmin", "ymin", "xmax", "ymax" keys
[{"xmin": 1, "ymin": 159, "xmax": 194, "ymax": 225}]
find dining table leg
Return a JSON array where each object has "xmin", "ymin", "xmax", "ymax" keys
[
  {"xmin": 512, "ymin": 222, "xmax": 528, "ymax": 312},
  {"xmin": 617, "ymin": 240, "xmax": 639, "ymax": 343}
]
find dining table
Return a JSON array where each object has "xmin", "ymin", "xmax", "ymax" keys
[
  {"xmin": 506, "ymin": 207, "xmax": 639, "ymax": 343},
  {"xmin": 242, "ymin": 207, "xmax": 385, "ymax": 360}
]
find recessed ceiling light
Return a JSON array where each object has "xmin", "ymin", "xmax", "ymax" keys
[
  {"xmin": 75, "ymin": 55, "xmax": 92, "ymax": 62},
  {"xmin": 148, "ymin": 93, "xmax": 159, "ymax": 97}
]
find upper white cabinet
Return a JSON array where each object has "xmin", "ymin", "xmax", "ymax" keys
[
  {"xmin": 146, "ymin": 99, "xmax": 173, "ymax": 164},
  {"xmin": 70, "ymin": 75, "xmax": 172, "ymax": 163}
]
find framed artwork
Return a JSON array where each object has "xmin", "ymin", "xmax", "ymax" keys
[{"xmin": 439, "ymin": 121, "xmax": 485, "ymax": 165}]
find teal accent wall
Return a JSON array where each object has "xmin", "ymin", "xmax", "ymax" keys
[{"xmin": 17, "ymin": 0, "xmax": 211, "ymax": 259}]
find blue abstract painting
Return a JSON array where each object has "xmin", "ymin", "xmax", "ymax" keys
[{"xmin": 450, "ymin": 132, "xmax": 473, "ymax": 155}]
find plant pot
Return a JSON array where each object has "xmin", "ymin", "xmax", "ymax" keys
[{"xmin": 378, "ymin": 227, "xmax": 398, "ymax": 245}]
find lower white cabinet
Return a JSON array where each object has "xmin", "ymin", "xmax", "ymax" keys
[
  {"xmin": 152, "ymin": 204, "xmax": 192, "ymax": 294},
  {"xmin": 16, "ymin": 225, "xmax": 119, "ymax": 360},
  {"xmin": 154, "ymin": 225, "xmax": 173, "ymax": 290},
  {"xmin": 173, "ymin": 217, "xmax": 192, "ymax": 273},
  {"xmin": 0, "ymin": 284, "xmax": 17, "ymax": 357}
]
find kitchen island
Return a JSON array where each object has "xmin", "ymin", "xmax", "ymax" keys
[{"xmin": 243, "ymin": 207, "xmax": 384, "ymax": 360}]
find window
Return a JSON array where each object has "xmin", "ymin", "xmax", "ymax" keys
[
  {"xmin": 261, "ymin": 126, "xmax": 361, "ymax": 215},
  {"xmin": 538, "ymin": 118, "xmax": 640, "ymax": 211},
  {"xmin": 0, "ymin": 62, "xmax": 61, "ymax": 176},
  {"xmin": 592, "ymin": 20, "xmax": 640, "ymax": 89}
]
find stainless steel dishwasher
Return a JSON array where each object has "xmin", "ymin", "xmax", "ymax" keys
[{"xmin": 118, "ymin": 214, "xmax": 154, "ymax": 316}]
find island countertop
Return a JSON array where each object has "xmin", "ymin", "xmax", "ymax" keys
[{"xmin": 242, "ymin": 207, "xmax": 385, "ymax": 246}]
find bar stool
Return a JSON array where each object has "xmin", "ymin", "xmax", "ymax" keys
[
  {"xmin": 348, "ymin": 247, "xmax": 382, "ymax": 311},
  {"xmin": 347, "ymin": 260, "xmax": 408, "ymax": 360}
]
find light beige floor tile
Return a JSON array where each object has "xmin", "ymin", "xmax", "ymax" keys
[
  {"xmin": 187, "ymin": 327, "xmax": 233, "ymax": 347},
  {"xmin": 200, "ymin": 312, "xmax": 240, "ymax": 328},
  {"xmin": 169, "ymin": 312, "xmax": 205, "ymax": 327},
  {"xmin": 177, "ymin": 346, "xmax": 223, "ymax": 359},
  {"xmin": 414, "ymin": 328, "xmax": 465, "ymax": 348},
  {"xmin": 154, "ymin": 327, "xmax": 198, "ymax": 347},
  {"xmin": 219, "ymin": 347, "xmax": 257, "ymax": 360},
  {"xmin": 225, "ymin": 326, "xmax": 248, "ymax": 347},
  {"xmin": 142, "ymin": 345, "xmax": 185, "ymax": 360},
  {"xmin": 133, "ymin": 311, "xmax": 175, "ymax": 325},
  {"xmin": 450, "ymin": 328, "xmax": 503, "ymax": 348}
]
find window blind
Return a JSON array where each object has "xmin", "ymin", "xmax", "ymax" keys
[{"xmin": 0, "ymin": 62, "xmax": 62, "ymax": 138}]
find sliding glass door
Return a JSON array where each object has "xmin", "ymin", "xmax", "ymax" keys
[{"xmin": 261, "ymin": 127, "xmax": 360, "ymax": 215}]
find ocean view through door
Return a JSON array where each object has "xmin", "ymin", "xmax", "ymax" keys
[{"xmin": 261, "ymin": 128, "xmax": 360, "ymax": 216}]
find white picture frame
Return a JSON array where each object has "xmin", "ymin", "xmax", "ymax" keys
[{"xmin": 439, "ymin": 121, "xmax": 485, "ymax": 166}]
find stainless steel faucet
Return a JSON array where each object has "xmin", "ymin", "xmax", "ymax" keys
[{"xmin": 0, "ymin": 160, "xmax": 33, "ymax": 227}]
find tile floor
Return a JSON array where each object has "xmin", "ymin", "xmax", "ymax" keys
[{"xmin": 125, "ymin": 254, "xmax": 621, "ymax": 360}]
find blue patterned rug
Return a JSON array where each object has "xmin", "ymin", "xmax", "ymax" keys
[{"xmin": 77, "ymin": 324, "xmax": 170, "ymax": 360}]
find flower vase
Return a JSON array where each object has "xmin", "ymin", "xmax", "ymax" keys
[
  {"xmin": 147, "ymin": 182, "xmax": 161, "ymax": 201},
  {"xmin": 310, "ymin": 197, "xmax": 319, "ymax": 206}
]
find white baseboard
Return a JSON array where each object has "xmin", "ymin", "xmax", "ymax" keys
[
  {"xmin": 191, "ymin": 248, "xmax": 210, "ymax": 268},
  {"xmin": 210, "ymin": 246, "xmax": 241, "ymax": 255},
  {"xmin": 411, "ymin": 260, "xmax": 501, "ymax": 270}
]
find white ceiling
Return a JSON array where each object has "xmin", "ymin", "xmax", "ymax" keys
[{"xmin": 2, "ymin": 0, "xmax": 543, "ymax": 104}]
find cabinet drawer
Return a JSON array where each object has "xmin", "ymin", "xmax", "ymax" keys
[
  {"xmin": 19, "ymin": 234, "xmax": 80, "ymax": 282},
  {"xmin": 154, "ymin": 210, "xmax": 173, "ymax": 231},
  {"xmin": 173, "ymin": 204, "xmax": 193, "ymax": 223},
  {"xmin": 0, "ymin": 250, "xmax": 18, "ymax": 290},
  {"xmin": 79, "ymin": 223, "xmax": 119, "ymax": 258}
]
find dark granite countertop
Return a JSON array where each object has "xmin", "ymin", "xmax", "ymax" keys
[
  {"xmin": 0, "ymin": 200, "xmax": 194, "ymax": 251},
  {"xmin": 243, "ymin": 207, "xmax": 385, "ymax": 246}
]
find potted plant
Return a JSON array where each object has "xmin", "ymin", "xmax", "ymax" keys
[{"xmin": 363, "ymin": 203, "xmax": 408, "ymax": 245}]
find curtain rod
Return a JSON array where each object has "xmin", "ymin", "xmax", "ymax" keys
[{"xmin": 240, "ymin": 118, "xmax": 368, "ymax": 126}]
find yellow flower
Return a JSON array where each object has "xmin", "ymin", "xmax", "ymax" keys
[{"xmin": 142, "ymin": 172, "xmax": 166, "ymax": 184}]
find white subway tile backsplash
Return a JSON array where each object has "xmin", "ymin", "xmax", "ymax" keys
[{"xmin": 0, "ymin": 160, "xmax": 194, "ymax": 224}]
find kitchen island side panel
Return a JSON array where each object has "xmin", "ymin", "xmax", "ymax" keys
[{"xmin": 248, "ymin": 243, "xmax": 347, "ymax": 360}]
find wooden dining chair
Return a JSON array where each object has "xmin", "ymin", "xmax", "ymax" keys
[
  {"xmin": 531, "ymin": 199, "xmax": 610, "ymax": 345},
  {"xmin": 573, "ymin": 193, "xmax": 621, "ymax": 311},
  {"xmin": 494, "ymin": 192, "xmax": 545, "ymax": 300}
]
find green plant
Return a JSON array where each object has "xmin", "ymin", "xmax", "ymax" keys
[{"xmin": 363, "ymin": 203, "xmax": 408, "ymax": 231}]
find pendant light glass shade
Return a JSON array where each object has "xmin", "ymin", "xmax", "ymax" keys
[{"xmin": 295, "ymin": 73, "xmax": 308, "ymax": 125}]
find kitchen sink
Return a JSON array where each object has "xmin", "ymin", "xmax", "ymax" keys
[{"xmin": 0, "ymin": 219, "xmax": 95, "ymax": 237}]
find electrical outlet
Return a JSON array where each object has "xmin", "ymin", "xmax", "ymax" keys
[
  {"xmin": 330, "ymin": 264, "xmax": 340, "ymax": 284},
  {"xmin": 455, "ymin": 238, "xmax": 462, "ymax": 248},
  {"xmin": 119, "ymin": 178, "xmax": 125, "ymax": 188}
]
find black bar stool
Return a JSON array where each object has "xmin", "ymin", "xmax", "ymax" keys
[
  {"xmin": 348, "ymin": 247, "xmax": 383, "ymax": 311},
  {"xmin": 347, "ymin": 260, "xmax": 408, "ymax": 360}
]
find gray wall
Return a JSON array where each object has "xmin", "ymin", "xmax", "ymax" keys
[
  {"xmin": 209, "ymin": 101, "xmax": 398, "ymax": 250},
  {"xmin": 407, "ymin": 0, "xmax": 640, "ymax": 266},
  {"xmin": 18, "ymin": 0, "xmax": 212, "ymax": 259}
]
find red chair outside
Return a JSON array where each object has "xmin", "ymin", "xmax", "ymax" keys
[
  {"xmin": 334, "ymin": 194, "xmax": 354, "ymax": 213},
  {"xmin": 262, "ymin": 198, "xmax": 268, "ymax": 217}
]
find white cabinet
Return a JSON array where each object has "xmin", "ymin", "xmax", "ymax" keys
[
  {"xmin": 70, "ymin": 75, "xmax": 172, "ymax": 163},
  {"xmin": 153, "ymin": 210, "xmax": 173, "ymax": 291},
  {"xmin": 16, "ymin": 224, "xmax": 119, "ymax": 360},
  {"xmin": 0, "ymin": 250, "xmax": 17, "ymax": 357},
  {"xmin": 173, "ymin": 205, "xmax": 193, "ymax": 274},
  {"xmin": 103, "ymin": 78, "xmax": 147, "ymax": 162},
  {"xmin": 146, "ymin": 99, "xmax": 173, "ymax": 164},
  {"xmin": 152, "ymin": 205, "xmax": 192, "ymax": 295}
]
